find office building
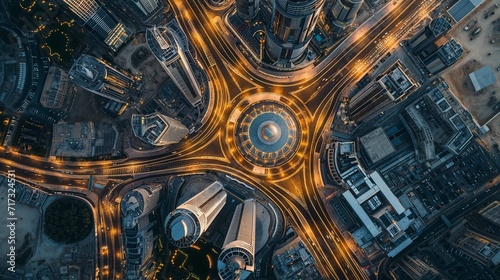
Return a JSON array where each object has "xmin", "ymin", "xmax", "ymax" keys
[
  {"xmin": 131, "ymin": 113, "xmax": 189, "ymax": 146},
  {"xmin": 69, "ymin": 54, "xmax": 133, "ymax": 103},
  {"xmin": 400, "ymin": 83, "xmax": 473, "ymax": 156},
  {"xmin": 236, "ymin": 0, "xmax": 260, "ymax": 21},
  {"xmin": 146, "ymin": 25, "xmax": 203, "ymax": 107},
  {"xmin": 422, "ymin": 38, "xmax": 463, "ymax": 74},
  {"xmin": 121, "ymin": 184, "xmax": 163, "ymax": 280},
  {"xmin": 330, "ymin": 0, "xmax": 363, "ymax": 36},
  {"xmin": 479, "ymin": 201, "xmax": 500, "ymax": 227},
  {"xmin": 164, "ymin": 181, "xmax": 227, "ymax": 247},
  {"xmin": 218, "ymin": 199, "xmax": 256, "ymax": 280},
  {"xmin": 131, "ymin": 0, "xmax": 161, "ymax": 17},
  {"xmin": 265, "ymin": 0, "xmax": 325, "ymax": 66},
  {"xmin": 39, "ymin": 67, "xmax": 74, "ymax": 109},
  {"xmin": 409, "ymin": 17, "xmax": 451, "ymax": 57},
  {"xmin": 62, "ymin": 0, "xmax": 130, "ymax": 51},
  {"xmin": 347, "ymin": 61, "xmax": 417, "ymax": 124},
  {"xmin": 394, "ymin": 256, "xmax": 445, "ymax": 280},
  {"xmin": 272, "ymin": 235, "xmax": 321, "ymax": 280}
]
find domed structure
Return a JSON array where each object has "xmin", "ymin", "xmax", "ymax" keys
[{"xmin": 235, "ymin": 101, "xmax": 301, "ymax": 167}]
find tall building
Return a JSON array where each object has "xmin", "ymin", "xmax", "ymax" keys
[
  {"xmin": 236, "ymin": 0, "xmax": 260, "ymax": 21},
  {"xmin": 146, "ymin": 25, "xmax": 203, "ymax": 107},
  {"xmin": 409, "ymin": 17, "xmax": 451, "ymax": 57},
  {"xmin": 69, "ymin": 54, "xmax": 133, "ymax": 103},
  {"xmin": 62, "ymin": 0, "xmax": 131, "ymax": 51},
  {"xmin": 121, "ymin": 184, "xmax": 163, "ymax": 280},
  {"xmin": 422, "ymin": 38, "xmax": 463, "ymax": 74},
  {"xmin": 131, "ymin": 0, "xmax": 160, "ymax": 16},
  {"xmin": 126, "ymin": 0, "xmax": 162, "ymax": 21},
  {"xmin": 218, "ymin": 199, "xmax": 256, "ymax": 280},
  {"xmin": 131, "ymin": 112, "xmax": 189, "ymax": 146},
  {"xmin": 265, "ymin": 0, "xmax": 325, "ymax": 66},
  {"xmin": 330, "ymin": 0, "xmax": 363, "ymax": 36},
  {"xmin": 164, "ymin": 181, "xmax": 227, "ymax": 247}
]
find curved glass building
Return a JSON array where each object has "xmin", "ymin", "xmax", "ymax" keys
[{"xmin": 164, "ymin": 181, "xmax": 227, "ymax": 247}]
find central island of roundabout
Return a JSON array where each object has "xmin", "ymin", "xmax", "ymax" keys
[{"xmin": 225, "ymin": 92, "xmax": 310, "ymax": 177}]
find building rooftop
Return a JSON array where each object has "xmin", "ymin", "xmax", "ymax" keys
[
  {"xmin": 479, "ymin": 201, "xmax": 500, "ymax": 227},
  {"xmin": 469, "ymin": 65, "xmax": 497, "ymax": 92},
  {"xmin": 448, "ymin": 0, "xmax": 484, "ymax": 23},
  {"xmin": 360, "ymin": 127, "xmax": 396, "ymax": 164},
  {"xmin": 69, "ymin": 54, "xmax": 132, "ymax": 102},
  {"xmin": 272, "ymin": 236, "xmax": 320, "ymax": 280},
  {"xmin": 378, "ymin": 62, "xmax": 417, "ymax": 101},
  {"xmin": 39, "ymin": 67, "xmax": 73, "ymax": 109},
  {"xmin": 50, "ymin": 122, "xmax": 96, "ymax": 158},
  {"xmin": 131, "ymin": 112, "xmax": 188, "ymax": 146},
  {"xmin": 49, "ymin": 121, "xmax": 118, "ymax": 158}
]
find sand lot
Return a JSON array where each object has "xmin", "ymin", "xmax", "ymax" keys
[
  {"xmin": 0, "ymin": 181, "xmax": 45, "ymax": 270},
  {"xmin": 443, "ymin": 1, "xmax": 500, "ymax": 130}
]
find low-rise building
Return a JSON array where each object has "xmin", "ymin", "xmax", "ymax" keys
[
  {"xmin": 400, "ymin": 83, "xmax": 473, "ymax": 157},
  {"xmin": 50, "ymin": 121, "xmax": 119, "ymax": 158},
  {"xmin": 272, "ymin": 236, "xmax": 320, "ymax": 280},
  {"xmin": 39, "ymin": 67, "xmax": 74, "ymax": 109}
]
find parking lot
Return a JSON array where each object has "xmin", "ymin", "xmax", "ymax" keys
[{"xmin": 413, "ymin": 142, "xmax": 498, "ymax": 214}]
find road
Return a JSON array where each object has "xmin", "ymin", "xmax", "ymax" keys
[{"xmin": 0, "ymin": 0, "xmax": 443, "ymax": 279}]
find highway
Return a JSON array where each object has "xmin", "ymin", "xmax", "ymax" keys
[{"xmin": 0, "ymin": 0, "xmax": 443, "ymax": 279}]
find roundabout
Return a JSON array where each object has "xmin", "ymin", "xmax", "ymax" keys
[
  {"xmin": 226, "ymin": 92, "xmax": 309, "ymax": 176},
  {"xmin": 235, "ymin": 101, "xmax": 300, "ymax": 167}
]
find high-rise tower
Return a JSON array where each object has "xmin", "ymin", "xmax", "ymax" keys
[
  {"xmin": 164, "ymin": 181, "xmax": 227, "ymax": 247},
  {"xmin": 69, "ymin": 54, "xmax": 133, "ymax": 103},
  {"xmin": 146, "ymin": 25, "xmax": 203, "ymax": 107},
  {"xmin": 236, "ymin": 0, "xmax": 260, "ymax": 21},
  {"xmin": 62, "ymin": 0, "xmax": 130, "ymax": 50},
  {"xmin": 409, "ymin": 17, "xmax": 451, "ymax": 58},
  {"xmin": 131, "ymin": 112, "xmax": 189, "ymax": 146},
  {"xmin": 217, "ymin": 199, "xmax": 256, "ymax": 280},
  {"xmin": 265, "ymin": 0, "xmax": 325, "ymax": 66},
  {"xmin": 330, "ymin": 0, "xmax": 363, "ymax": 36}
]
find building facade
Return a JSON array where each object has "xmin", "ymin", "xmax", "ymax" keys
[
  {"xmin": 62, "ymin": 0, "xmax": 130, "ymax": 50},
  {"xmin": 218, "ymin": 199, "xmax": 256, "ymax": 280},
  {"xmin": 330, "ymin": 0, "xmax": 363, "ymax": 36},
  {"xmin": 164, "ymin": 181, "xmax": 227, "ymax": 247},
  {"xmin": 265, "ymin": 0, "xmax": 325, "ymax": 66},
  {"xmin": 121, "ymin": 184, "xmax": 163, "ymax": 280},
  {"xmin": 69, "ymin": 54, "xmax": 134, "ymax": 103},
  {"xmin": 236, "ymin": 0, "xmax": 260, "ymax": 21},
  {"xmin": 146, "ymin": 25, "xmax": 203, "ymax": 107}
]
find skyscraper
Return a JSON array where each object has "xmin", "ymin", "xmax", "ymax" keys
[
  {"xmin": 409, "ymin": 17, "xmax": 451, "ymax": 57},
  {"xmin": 330, "ymin": 0, "xmax": 363, "ymax": 36},
  {"xmin": 146, "ymin": 25, "xmax": 203, "ymax": 107},
  {"xmin": 265, "ymin": 0, "xmax": 325, "ymax": 66},
  {"xmin": 131, "ymin": 0, "xmax": 160, "ymax": 16},
  {"xmin": 121, "ymin": 184, "xmax": 163, "ymax": 280},
  {"xmin": 131, "ymin": 112, "xmax": 189, "ymax": 146},
  {"xmin": 218, "ymin": 199, "xmax": 256, "ymax": 280},
  {"xmin": 236, "ymin": 0, "xmax": 260, "ymax": 21},
  {"xmin": 62, "ymin": 0, "xmax": 130, "ymax": 51},
  {"xmin": 164, "ymin": 181, "xmax": 227, "ymax": 247},
  {"xmin": 69, "ymin": 54, "xmax": 133, "ymax": 103}
]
